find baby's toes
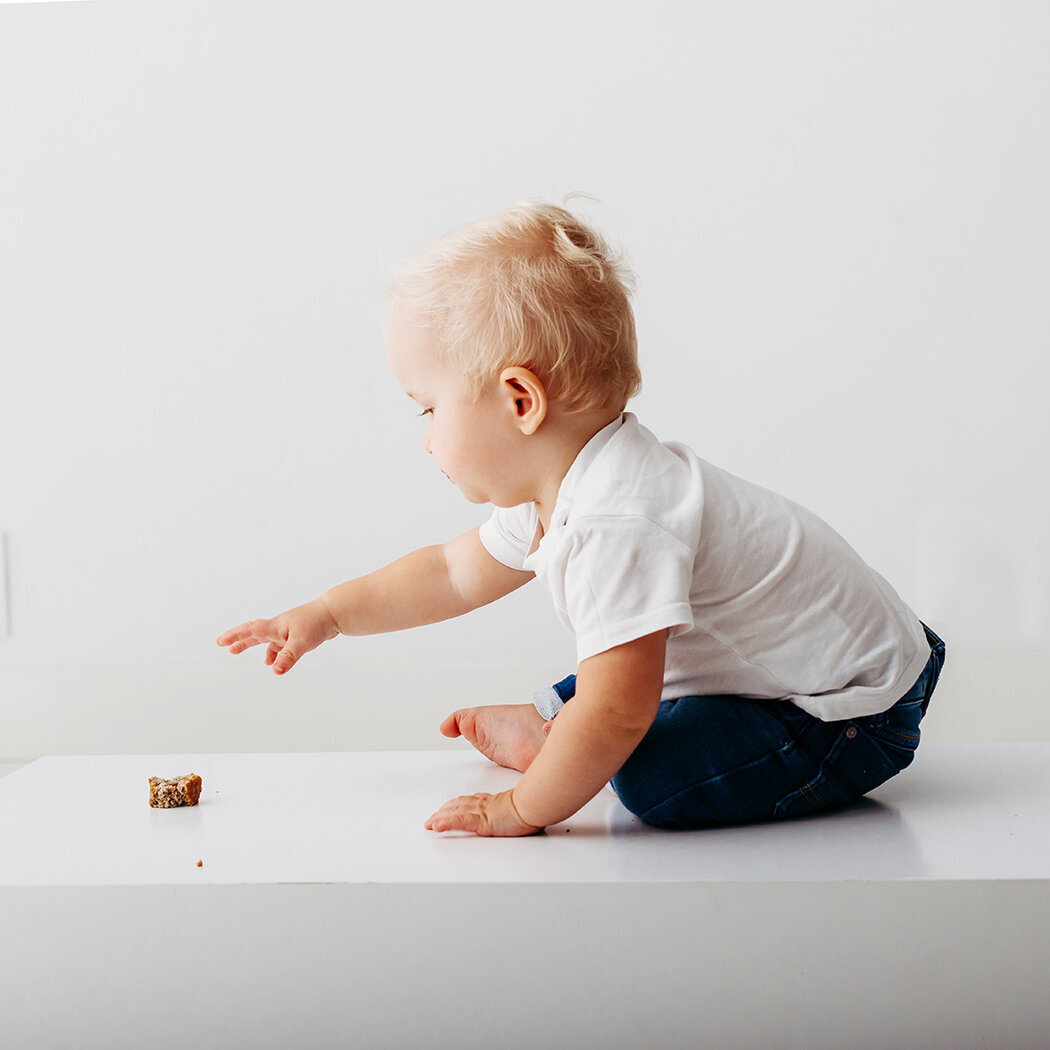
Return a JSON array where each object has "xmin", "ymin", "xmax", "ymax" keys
[
  {"xmin": 456, "ymin": 709, "xmax": 500, "ymax": 761},
  {"xmin": 439, "ymin": 710, "xmax": 464, "ymax": 738}
]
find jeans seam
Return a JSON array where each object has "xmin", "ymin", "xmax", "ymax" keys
[
  {"xmin": 871, "ymin": 726, "xmax": 920, "ymax": 746},
  {"xmin": 800, "ymin": 780, "xmax": 825, "ymax": 808}
]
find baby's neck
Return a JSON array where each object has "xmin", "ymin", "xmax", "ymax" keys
[{"xmin": 532, "ymin": 405, "xmax": 623, "ymax": 532}]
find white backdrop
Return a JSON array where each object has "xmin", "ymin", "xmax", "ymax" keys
[{"xmin": 1, "ymin": 0, "xmax": 1048, "ymax": 761}]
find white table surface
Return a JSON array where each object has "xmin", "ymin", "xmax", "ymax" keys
[{"xmin": 1, "ymin": 743, "xmax": 1048, "ymax": 887}]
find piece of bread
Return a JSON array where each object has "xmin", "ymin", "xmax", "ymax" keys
[{"xmin": 148, "ymin": 773, "xmax": 203, "ymax": 808}]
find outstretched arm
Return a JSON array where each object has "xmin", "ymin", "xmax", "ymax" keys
[
  {"xmin": 217, "ymin": 527, "xmax": 533, "ymax": 674},
  {"xmin": 425, "ymin": 629, "xmax": 667, "ymax": 835}
]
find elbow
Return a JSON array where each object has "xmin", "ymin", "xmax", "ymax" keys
[{"xmin": 603, "ymin": 693, "xmax": 662, "ymax": 740}]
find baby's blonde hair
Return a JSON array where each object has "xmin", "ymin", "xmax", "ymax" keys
[{"xmin": 388, "ymin": 198, "xmax": 641, "ymax": 413}]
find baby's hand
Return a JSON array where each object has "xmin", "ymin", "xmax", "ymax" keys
[
  {"xmin": 425, "ymin": 789, "xmax": 543, "ymax": 837},
  {"xmin": 216, "ymin": 598, "xmax": 340, "ymax": 675}
]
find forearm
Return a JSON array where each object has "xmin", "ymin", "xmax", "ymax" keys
[
  {"xmin": 510, "ymin": 631, "xmax": 666, "ymax": 828},
  {"xmin": 321, "ymin": 544, "xmax": 469, "ymax": 636},
  {"xmin": 511, "ymin": 681, "xmax": 655, "ymax": 828},
  {"xmin": 421, "ymin": 633, "xmax": 666, "ymax": 837},
  {"xmin": 322, "ymin": 528, "xmax": 532, "ymax": 638}
]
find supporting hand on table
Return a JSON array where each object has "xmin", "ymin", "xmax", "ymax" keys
[{"xmin": 425, "ymin": 789, "xmax": 544, "ymax": 837}]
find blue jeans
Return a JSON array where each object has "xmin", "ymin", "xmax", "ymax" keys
[{"xmin": 541, "ymin": 624, "xmax": 945, "ymax": 830}]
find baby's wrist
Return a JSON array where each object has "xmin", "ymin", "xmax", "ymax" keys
[
  {"xmin": 508, "ymin": 789, "xmax": 544, "ymax": 831},
  {"xmin": 315, "ymin": 592, "xmax": 344, "ymax": 637}
]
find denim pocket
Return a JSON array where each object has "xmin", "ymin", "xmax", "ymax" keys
[
  {"xmin": 772, "ymin": 722, "xmax": 903, "ymax": 819},
  {"xmin": 865, "ymin": 699, "xmax": 923, "ymax": 756}
]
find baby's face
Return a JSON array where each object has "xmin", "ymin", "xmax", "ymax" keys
[{"xmin": 386, "ymin": 308, "xmax": 528, "ymax": 507}]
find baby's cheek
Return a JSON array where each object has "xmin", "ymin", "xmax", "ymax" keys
[{"xmin": 441, "ymin": 440, "xmax": 470, "ymax": 471}]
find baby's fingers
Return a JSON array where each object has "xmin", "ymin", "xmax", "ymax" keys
[
  {"xmin": 216, "ymin": 620, "xmax": 277, "ymax": 653},
  {"xmin": 216, "ymin": 621, "xmax": 255, "ymax": 647},
  {"xmin": 425, "ymin": 795, "xmax": 486, "ymax": 834},
  {"xmin": 264, "ymin": 643, "xmax": 298, "ymax": 675},
  {"xmin": 226, "ymin": 637, "xmax": 262, "ymax": 655}
]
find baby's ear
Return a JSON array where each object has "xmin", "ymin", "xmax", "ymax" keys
[{"xmin": 499, "ymin": 367, "xmax": 548, "ymax": 435}]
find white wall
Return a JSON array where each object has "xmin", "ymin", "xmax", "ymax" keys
[{"xmin": 2, "ymin": 0, "xmax": 1048, "ymax": 760}]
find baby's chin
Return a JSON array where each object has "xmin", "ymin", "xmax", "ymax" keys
[
  {"xmin": 454, "ymin": 484, "xmax": 500, "ymax": 507},
  {"xmin": 446, "ymin": 475, "xmax": 516, "ymax": 508}
]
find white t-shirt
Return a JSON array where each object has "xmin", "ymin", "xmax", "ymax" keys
[{"xmin": 478, "ymin": 413, "xmax": 930, "ymax": 721}]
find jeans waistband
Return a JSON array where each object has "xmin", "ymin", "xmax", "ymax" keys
[{"xmin": 920, "ymin": 621, "xmax": 945, "ymax": 657}]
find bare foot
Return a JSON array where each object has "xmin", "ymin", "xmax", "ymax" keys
[{"xmin": 439, "ymin": 703, "xmax": 549, "ymax": 772}]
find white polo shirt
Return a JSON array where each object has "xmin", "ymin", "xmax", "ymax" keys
[{"xmin": 478, "ymin": 413, "xmax": 930, "ymax": 721}]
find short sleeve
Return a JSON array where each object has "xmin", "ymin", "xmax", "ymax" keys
[
  {"xmin": 478, "ymin": 503, "xmax": 538, "ymax": 571},
  {"xmin": 563, "ymin": 515, "xmax": 696, "ymax": 663}
]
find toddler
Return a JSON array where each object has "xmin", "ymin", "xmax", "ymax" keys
[{"xmin": 217, "ymin": 200, "xmax": 945, "ymax": 837}]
